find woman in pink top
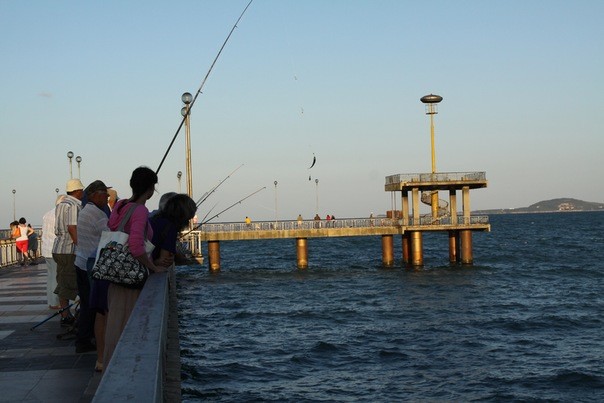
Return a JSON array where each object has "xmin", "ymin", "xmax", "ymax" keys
[{"xmin": 103, "ymin": 166, "xmax": 169, "ymax": 367}]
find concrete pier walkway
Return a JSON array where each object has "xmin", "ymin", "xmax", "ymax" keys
[{"xmin": 0, "ymin": 261, "xmax": 100, "ymax": 402}]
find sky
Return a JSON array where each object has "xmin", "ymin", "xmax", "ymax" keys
[{"xmin": 1, "ymin": 0, "xmax": 603, "ymax": 227}]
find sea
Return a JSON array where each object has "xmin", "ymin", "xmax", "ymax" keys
[{"xmin": 177, "ymin": 212, "xmax": 604, "ymax": 402}]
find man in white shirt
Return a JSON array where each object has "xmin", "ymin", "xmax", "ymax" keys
[
  {"xmin": 53, "ymin": 179, "xmax": 84, "ymax": 326},
  {"xmin": 41, "ymin": 195, "xmax": 64, "ymax": 309}
]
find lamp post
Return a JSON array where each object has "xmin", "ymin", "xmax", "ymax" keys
[
  {"xmin": 67, "ymin": 151, "xmax": 74, "ymax": 179},
  {"xmin": 76, "ymin": 155, "xmax": 82, "ymax": 179},
  {"xmin": 55, "ymin": 188, "xmax": 59, "ymax": 202},
  {"xmin": 420, "ymin": 94, "xmax": 443, "ymax": 219},
  {"xmin": 315, "ymin": 178, "xmax": 319, "ymax": 216},
  {"xmin": 177, "ymin": 171, "xmax": 182, "ymax": 193},
  {"xmin": 274, "ymin": 181, "xmax": 278, "ymax": 226},
  {"xmin": 12, "ymin": 189, "xmax": 16, "ymax": 221},
  {"xmin": 181, "ymin": 92, "xmax": 193, "ymax": 199}
]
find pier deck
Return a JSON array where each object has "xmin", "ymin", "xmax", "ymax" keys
[{"xmin": 0, "ymin": 261, "xmax": 100, "ymax": 402}]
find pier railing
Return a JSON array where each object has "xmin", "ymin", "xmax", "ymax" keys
[
  {"xmin": 385, "ymin": 171, "xmax": 486, "ymax": 185},
  {"xmin": 199, "ymin": 218, "xmax": 400, "ymax": 233}
]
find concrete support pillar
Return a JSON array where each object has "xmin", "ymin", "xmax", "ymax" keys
[
  {"xmin": 296, "ymin": 238, "xmax": 308, "ymax": 269},
  {"xmin": 401, "ymin": 191, "xmax": 409, "ymax": 226},
  {"xmin": 401, "ymin": 233, "xmax": 410, "ymax": 265},
  {"xmin": 410, "ymin": 231, "xmax": 423, "ymax": 266},
  {"xmin": 448, "ymin": 230, "xmax": 458, "ymax": 264},
  {"xmin": 460, "ymin": 230, "xmax": 473, "ymax": 265},
  {"xmin": 462, "ymin": 186, "xmax": 470, "ymax": 225},
  {"xmin": 381, "ymin": 235, "xmax": 394, "ymax": 267},
  {"xmin": 449, "ymin": 190, "xmax": 457, "ymax": 225},
  {"xmin": 412, "ymin": 188, "xmax": 420, "ymax": 225},
  {"xmin": 208, "ymin": 240, "xmax": 220, "ymax": 271}
]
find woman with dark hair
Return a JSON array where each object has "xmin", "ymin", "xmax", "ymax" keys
[
  {"xmin": 149, "ymin": 193, "xmax": 197, "ymax": 264},
  {"xmin": 103, "ymin": 166, "xmax": 169, "ymax": 366}
]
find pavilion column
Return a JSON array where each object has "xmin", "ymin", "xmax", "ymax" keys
[{"xmin": 382, "ymin": 235, "xmax": 394, "ymax": 267}]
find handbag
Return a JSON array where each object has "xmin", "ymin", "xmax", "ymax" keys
[{"xmin": 91, "ymin": 204, "xmax": 155, "ymax": 288}]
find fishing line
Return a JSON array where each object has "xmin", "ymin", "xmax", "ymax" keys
[{"xmin": 156, "ymin": 0, "xmax": 254, "ymax": 174}]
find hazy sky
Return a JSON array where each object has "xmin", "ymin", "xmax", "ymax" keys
[{"xmin": 1, "ymin": 0, "xmax": 603, "ymax": 226}]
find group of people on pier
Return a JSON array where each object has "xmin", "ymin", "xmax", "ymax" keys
[
  {"xmin": 28, "ymin": 166, "xmax": 196, "ymax": 374},
  {"xmin": 9, "ymin": 218, "xmax": 38, "ymax": 266}
]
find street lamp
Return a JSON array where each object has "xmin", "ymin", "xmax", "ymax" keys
[
  {"xmin": 76, "ymin": 155, "xmax": 82, "ymax": 179},
  {"xmin": 12, "ymin": 189, "xmax": 16, "ymax": 221},
  {"xmin": 420, "ymin": 93, "xmax": 443, "ymax": 218},
  {"xmin": 67, "ymin": 151, "xmax": 74, "ymax": 179},
  {"xmin": 181, "ymin": 92, "xmax": 193, "ymax": 199},
  {"xmin": 315, "ymin": 178, "xmax": 319, "ymax": 216},
  {"xmin": 274, "ymin": 181, "xmax": 278, "ymax": 226},
  {"xmin": 177, "ymin": 171, "xmax": 182, "ymax": 193}
]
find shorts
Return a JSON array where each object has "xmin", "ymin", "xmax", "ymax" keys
[
  {"xmin": 16, "ymin": 240, "xmax": 29, "ymax": 254},
  {"xmin": 53, "ymin": 253, "xmax": 78, "ymax": 300}
]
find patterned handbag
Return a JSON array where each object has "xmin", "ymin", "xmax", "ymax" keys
[{"xmin": 91, "ymin": 204, "xmax": 154, "ymax": 288}]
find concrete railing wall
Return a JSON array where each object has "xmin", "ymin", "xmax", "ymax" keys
[{"xmin": 92, "ymin": 270, "xmax": 175, "ymax": 402}]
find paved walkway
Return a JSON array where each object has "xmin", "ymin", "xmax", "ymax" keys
[{"xmin": 0, "ymin": 261, "xmax": 100, "ymax": 402}]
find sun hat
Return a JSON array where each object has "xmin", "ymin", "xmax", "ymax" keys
[{"xmin": 66, "ymin": 179, "xmax": 85, "ymax": 193}]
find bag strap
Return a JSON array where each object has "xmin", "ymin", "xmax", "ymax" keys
[{"xmin": 117, "ymin": 203, "xmax": 138, "ymax": 232}]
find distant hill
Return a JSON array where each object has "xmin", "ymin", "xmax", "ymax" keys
[{"xmin": 474, "ymin": 198, "xmax": 604, "ymax": 214}]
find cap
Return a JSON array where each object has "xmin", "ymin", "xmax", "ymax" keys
[
  {"xmin": 85, "ymin": 180, "xmax": 110, "ymax": 195},
  {"xmin": 66, "ymin": 179, "xmax": 85, "ymax": 193}
]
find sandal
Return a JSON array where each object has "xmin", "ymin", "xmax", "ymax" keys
[{"xmin": 95, "ymin": 361, "xmax": 103, "ymax": 372}]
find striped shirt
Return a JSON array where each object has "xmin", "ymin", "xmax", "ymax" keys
[
  {"xmin": 52, "ymin": 195, "xmax": 82, "ymax": 254},
  {"xmin": 75, "ymin": 203, "xmax": 109, "ymax": 270}
]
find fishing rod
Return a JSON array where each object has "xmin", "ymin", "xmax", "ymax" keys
[
  {"xmin": 156, "ymin": 0, "xmax": 254, "ymax": 174},
  {"xmin": 179, "ymin": 186, "xmax": 265, "ymax": 239},
  {"xmin": 195, "ymin": 163, "xmax": 244, "ymax": 207},
  {"xmin": 202, "ymin": 186, "xmax": 266, "ymax": 224},
  {"xmin": 201, "ymin": 201, "xmax": 220, "ymax": 223}
]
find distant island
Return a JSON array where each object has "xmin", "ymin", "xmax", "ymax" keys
[{"xmin": 474, "ymin": 198, "xmax": 604, "ymax": 214}]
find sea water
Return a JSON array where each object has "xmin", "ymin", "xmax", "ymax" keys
[{"xmin": 178, "ymin": 212, "xmax": 604, "ymax": 401}]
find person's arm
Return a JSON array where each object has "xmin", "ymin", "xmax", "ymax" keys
[
  {"xmin": 128, "ymin": 206, "xmax": 167, "ymax": 273},
  {"xmin": 67, "ymin": 225, "xmax": 77, "ymax": 245}
]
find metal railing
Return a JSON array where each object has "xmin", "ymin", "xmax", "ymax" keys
[
  {"xmin": 407, "ymin": 215, "xmax": 490, "ymax": 226},
  {"xmin": 0, "ymin": 229, "xmax": 43, "ymax": 268},
  {"xmin": 385, "ymin": 171, "xmax": 486, "ymax": 185},
  {"xmin": 198, "ymin": 218, "xmax": 400, "ymax": 233}
]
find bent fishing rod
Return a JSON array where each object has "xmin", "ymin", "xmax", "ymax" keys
[{"xmin": 156, "ymin": 0, "xmax": 254, "ymax": 175}]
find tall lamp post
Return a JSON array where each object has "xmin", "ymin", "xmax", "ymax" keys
[
  {"xmin": 181, "ymin": 92, "xmax": 193, "ymax": 199},
  {"xmin": 76, "ymin": 155, "xmax": 82, "ymax": 179},
  {"xmin": 420, "ymin": 94, "xmax": 443, "ymax": 219},
  {"xmin": 177, "ymin": 171, "xmax": 182, "ymax": 193},
  {"xmin": 67, "ymin": 151, "xmax": 74, "ymax": 179},
  {"xmin": 12, "ymin": 189, "xmax": 16, "ymax": 221},
  {"xmin": 315, "ymin": 178, "xmax": 319, "ymax": 216},
  {"xmin": 55, "ymin": 187, "xmax": 59, "ymax": 202},
  {"xmin": 274, "ymin": 181, "xmax": 278, "ymax": 226}
]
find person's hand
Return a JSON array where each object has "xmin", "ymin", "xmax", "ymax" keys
[
  {"xmin": 154, "ymin": 254, "xmax": 174, "ymax": 267},
  {"xmin": 151, "ymin": 264, "xmax": 169, "ymax": 273}
]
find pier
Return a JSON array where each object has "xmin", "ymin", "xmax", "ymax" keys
[{"xmin": 188, "ymin": 170, "xmax": 489, "ymax": 270}]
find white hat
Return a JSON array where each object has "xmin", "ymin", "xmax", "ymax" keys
[{"xmin": 66, "ymin": 179, "xmax": 85, "ymax": 193}]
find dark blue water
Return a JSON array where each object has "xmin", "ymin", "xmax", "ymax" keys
[{"xmin": 178, "ymin": 212, "xmax": 604, "ymax": 401}]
